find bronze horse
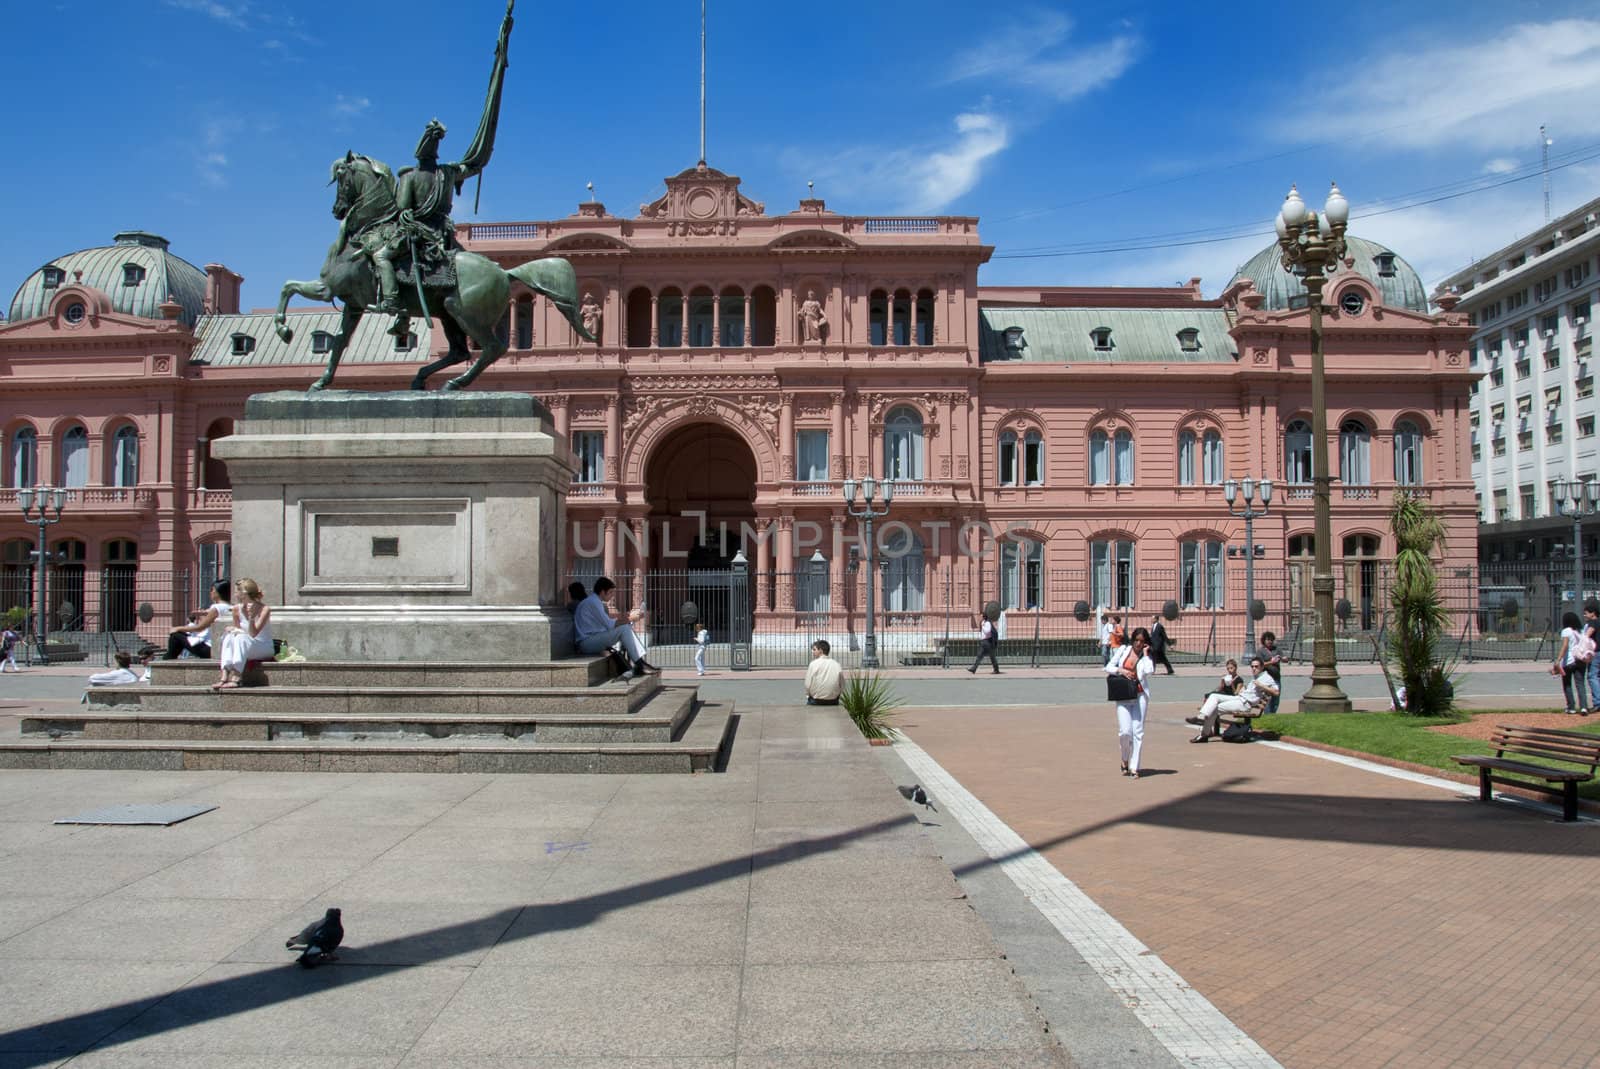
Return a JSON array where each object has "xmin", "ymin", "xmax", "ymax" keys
[{"xmin": 274, "ymin": 152, "xmax": 593, "ymax": 391}]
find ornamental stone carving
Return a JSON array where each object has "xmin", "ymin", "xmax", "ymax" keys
[{"xmin": 1252, "ymin": 348, "xmax": 1271, "ymax": 365}]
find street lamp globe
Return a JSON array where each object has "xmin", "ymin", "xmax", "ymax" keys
[
  {"xmin": 1241, "ymin": 477, "xmax": 1256, "ymax": 503},
  {"xmin": 1323, "ymin": 182, "xmax": 1349, "ymax": 226},
  {"xmin": 1259, "ymin": 478, "xmax": 1274, "ymax": 504},
  {"xmin": 1279, "ymin": 185, "xmax": 1308, "ymax": 228},
  {"xmin": 1223, "ymin": 478, "xmax": 1238, "ymax": 505}
]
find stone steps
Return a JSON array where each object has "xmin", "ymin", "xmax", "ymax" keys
[
  {"xmin": 146, "ymin": 659, "xmax": 611, "ymax": 689},
  {"xmin": 0, "ymin": 698, "xmax": 735, "ymax": 774}
]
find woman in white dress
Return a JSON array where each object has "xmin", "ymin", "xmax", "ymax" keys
[{"xmin": 215, "ymin": 577, "xmax": 274, "ymax": 690}]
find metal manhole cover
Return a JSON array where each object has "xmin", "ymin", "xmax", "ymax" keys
[{"xmin": 55, "ymin": 803, "xmax": 218, "ymax": 826}]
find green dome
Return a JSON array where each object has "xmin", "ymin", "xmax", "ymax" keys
[
  {"xmin": 1229, "ymin": 235, "xmax": 1428, "ymax": 313},
  {"xmin": 8, "ymin": 231, "xmax": 209, "ymax": 327}
]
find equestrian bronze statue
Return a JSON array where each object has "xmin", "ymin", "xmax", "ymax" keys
[{"xmin": 273, "ymin": 1, "xmax": 594, "ymax": 391}]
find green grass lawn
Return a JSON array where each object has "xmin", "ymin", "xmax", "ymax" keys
[{"xmin": 1256, "ymin": 710, "xmax": 1600, "ymax": 800}]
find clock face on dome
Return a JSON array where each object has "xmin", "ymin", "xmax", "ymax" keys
[{"xmin": 1340, "ymin": 290, "xmax": 1365, "ymax": 316}]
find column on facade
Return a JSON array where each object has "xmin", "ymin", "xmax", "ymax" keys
[
  {"xmin": 843, "ymin": 390, "xmax": 856, "ymax": 477},
  {"xmin": 650, "ymin": 295, "xmax": 659, "ymax": 347},
  {"xmin": 602, "ymin": 516, "xmax": 618, "ymax": 578},
  {"xmin": 679, "ymin": 293, "xmax": 688, "ymax": 347},
  {"xmin": 776, "ymin": 514, "xmax": 794, "ymax": 611},
  {"xmin": 629, "ymin": 517, "xmax": 647, "ymax": 606},
  {"xmin": 908, "ymin": 293, "xmax": 918, "ymax": 347},
  {"xmin": 712, "ymin": 294, "xmax": 721, "ymax": 347},
  {"xmin": 830, "ymin": 395, "xmax": 844, "ymax": 480},
  {"xmin": 885, "ymin": 295, "xmax": 895, "ymax": 347},
  {"xmin": 605, "ymin": 396, "xmax": 621, "ymax": 485},
  {"xmin": 754, "ymin": 517, "xmax": 772, "ymax": 611},
  {"xmin": 779, "ymin": 395, "xmax": 794, "ymax": 483},
  {"xmin": 551, "ymin": 395, "xmax": 570, "ymax": 440},
  {"xmin": 830, "ymin": 512, "xmax": 846, "ymax": 617}
]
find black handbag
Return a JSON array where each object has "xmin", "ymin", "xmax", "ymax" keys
[{"xmin": 1107, "ymin": 674, "xmax": 1139, "ymax": 701}]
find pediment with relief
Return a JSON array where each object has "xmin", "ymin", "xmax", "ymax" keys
[
  {"xmin": 638, "ymin": 162, "xmax": 765, "ymax": 223},
  {"xmin": 768, "ymin": 229, "xmax": 858, "ymax": 252}
]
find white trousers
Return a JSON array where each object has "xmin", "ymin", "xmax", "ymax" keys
[
  {"xmin": 1116, "ymin": 695, "xmax": 1147, "ymax": 772},
  {"xmin": 693, "ymin": 646, "xmax": 706, "ymax": 674},
  {"xmin": 1198, "ymin": 693, "xmax": 1251, "ymax": 733}
]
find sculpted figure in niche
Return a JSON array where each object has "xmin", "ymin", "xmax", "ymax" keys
[
  {"xmin": 798, "ymin": 289, "xmax": 827, "ymax": 343},
  {"xmin": 579, "ymin": 292, "xmax": 602, "ymax": 342}
]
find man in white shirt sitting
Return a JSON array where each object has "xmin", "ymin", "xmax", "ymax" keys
[
  {"xmin": 572, "ymin": 576, "xmax": 657, "ymax": 679},
  {"xmin": 804, "ymin": 639, "xmax": 844, "ymax": 705},
  {"xmin": 1187, "ymin": 655, "xmax": 1279, "ymax": 742}
]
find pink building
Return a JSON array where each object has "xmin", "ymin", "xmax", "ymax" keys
[{"xmin": 1, "ymin": 164, "xmax": 1475, "ymax": 662}]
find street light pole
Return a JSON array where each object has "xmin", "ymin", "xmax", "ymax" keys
[
  {"xmin": 1557, "ymin": 479, "xmax": 1598, "ymax": 614},
  {"xmin": 16, "ymin": 487, "xmax": 68, "ymax": 665},
  {"xmin": 843, "ymin": 476, "xmax": 894, "ymax": 669},
  {"xmin": 1224, "ymin": 476, "xmax": 1273, "ymax": 657},
  {"xmin": 1277, "ymin": 183, "xmax": 1353, "ymax": 712}
]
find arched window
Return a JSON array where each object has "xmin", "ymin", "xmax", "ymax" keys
[
  {"xmin": 1113, "ymin": 429, "xmax": 1134, "ymax": 485},
  {"xmin": 719, "ymin": 286, "xmax": 745, "ymax": 346},
  {"xmin": 892, "ymin": 290, "xmax": 912, "ymax": 345},
  {"xmin": 687, "ymin": 286, "xmax": 715, "ymax": 347},
  {"xmin": 915, "ymin": 288, "xmax": 935, "ymax": 345},
  {"xmin": 658, "ymin": 287, "xmax": 684, "ymax": 347},
  {"xmin": 1394, "ymin": 420, "xmax": 1423, "ymax": 484},
  {"xmin": 8, "ymin": 426, "xmax": 36, "ymax": 488},
  {"xmin": 197, "ymin": 539, "xmax": 231, "ymax": 597},
  {"xmin": 60, "ymin": 426, "xmax": 88, "ymax": 488},
  {"xmin": 1180, "ymin": 538, "xmax": 1225, "ymax": 609},
  {"xmin": 1089, "ymin": 430, "xmax": 1109, "ymax": 485},
  {"xmin": 869, "ymin": 289, "xmax": 888, "ymax": 346},
  {"xmin": 1340, "ymin": 419, "xmax": 1371, "ymax": 486},
  {"xmin": 625, "ymin": 286, "xmax": 651, "ymax": 349},
  {"xmin": 1177, "ymin": 430, "xmax": 1196, "ymax": 486},
  {"xmin": 201, "ymin": 418, "xmax": 234, "ymax": 490},
  {"xmin": 1285, "ymin": 419, "xmax": 1312, "ymax": 483},
  {"xmin": 103, "ymin": 539, "xmax": 139, "ymax": 631},
  {"xmin": 1, "ymin": 539, "xmax": 31, "ymax": 617},
  {"xmin": 882, "ymin": 527, "xmax": 925, "ymax": 611},
  {"xmin": 111, "ymin": 426, "xmax": 138, "ymax": 488},
  {"xmin": 998, "ymin": 430, "xmax": 1017, "ymax": 486},
  {"xmin": 749, "ymin": 285, "xmax": 777, "ymax": 346},
  {"xmin": 1023, "ymin": 429, "xmax": 1044, "ymax": 485},
  {"xmin": 1091, "ymin": 538, "xmax": 1135, "ymax": 609},
  {"xmin": 1000, "ymin": 538, "xmax": 1043, "ymax": 609},
  {"xmin": 514, "ymin": 296, "xmax": 533, "ymax": 350},
  {"xmin": 884, "ymin": 406, "xmax": 924, "ymax": 480},
  {"xmin": 1201, "ymin": 429, "xmax": 1223, "ymax": 485},
  {"xmin": 51, "ymin": 538, "xmax": 86, "ymax": 631}
]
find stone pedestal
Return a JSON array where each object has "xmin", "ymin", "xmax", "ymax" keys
[{"xmin": 212, "ymin": 391, "xmax": 574, "ymax": 661}]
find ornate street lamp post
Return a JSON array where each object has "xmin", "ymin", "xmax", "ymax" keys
[
  {"xmin": 1224, "ymin": 476, "xmax": 1273, "ymax": 657},
  {"xmin": 1277, "ymin": 183, "xmax": 1353, "ymax": 712},
  {"xmin": 16, "ymin": 487, "xmax": 68, "ymax": 665},
  {"xmin": 843, "ymin": 476, "xmax": 894, "ymax": 668},
  {"xmin": 1556, "ymin": 479, "xmax": 1599, "ymax": 616}
]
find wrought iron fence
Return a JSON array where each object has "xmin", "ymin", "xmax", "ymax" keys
[{"xmin": 2, "ymin": 566, "xmax": 197, "ymax": 664}]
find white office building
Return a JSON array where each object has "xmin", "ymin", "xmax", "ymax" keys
[{"xmin": 1437, "ymin": 195, "xmax": 1600, "ymax": 564}]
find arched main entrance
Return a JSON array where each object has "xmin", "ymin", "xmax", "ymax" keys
[{"xmin": 643, "ymin": 422, "xmax": 757, "ymax": 569}]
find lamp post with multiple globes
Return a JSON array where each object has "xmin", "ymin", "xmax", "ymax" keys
[
  {"xmin": 1276, "ymin": 182, "xmax": 1353, "ymax": 712},
  {"xmin": 16, "ymin": 487, "xmax": 69, "ymax": 665},
  {"xmin": 1224, "ymin": 476, "xmax": 1273, "ymax": 658},
  {"xmin": 843, "ymin": 476, "xmax": 894, "ymax": 668},
  {"xmin": 1556, "ymin": 479, "xmax": 1599, "ymax": 616}
]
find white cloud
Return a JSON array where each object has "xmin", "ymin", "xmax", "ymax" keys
[
  {"xmin": 163, "ymin": 0, "xmax": 251, "ymax": 28},
  {"xmin": 946, "ymin": 10, "xmax": 1140, "ymax": 102},
  {"xmin": 1287, "ymin": 19, "xmax": 1600, "ymax": 151},
  {"xmin": 333, "ymin": 94, "xmax": 371, "ymax": 117},
  {"xmin": 1482, "ymin": 157, "xmax": 1520, "ymax": 175},
  {"xmin": 791, "ymin": 111, "xmax": 1010, "ymax": 214},
  {"xmin": 195, "ymin": 119, "xmax": 239, "ymax": 189}
]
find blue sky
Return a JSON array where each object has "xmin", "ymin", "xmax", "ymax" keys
[{"xmin": 6, "ymin": 0, "xmax": 1600, "ymax": 313}]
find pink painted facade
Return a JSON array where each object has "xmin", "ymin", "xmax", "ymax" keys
[{"xmin": 0, "ymin": 163, "xmax": 1475, "ymax": 649}]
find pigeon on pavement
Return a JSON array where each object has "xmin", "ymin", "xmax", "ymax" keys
[
  {"xmin": 286, "ymin": 907, "xmax": 343, "ymax": 968},
  {"xmin": 897, "ymin": 783, "xmax": 937, "ymax": 811}
]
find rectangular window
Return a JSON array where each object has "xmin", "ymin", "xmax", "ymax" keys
[
  {"xmin": 1520, "ymin": 486, "xmax": 1536, "ymax": 518},
  {"xmin": 1493, "ymin": 440, "xmax": 1507, "ymax": 457},
  {"xmin": 1492, "ymin": 488, "xmax": 1508, "ymax": 520},
  {"xmin": 1515, "ymin": 359, "xmax": 1531, "ymax": 379},
  {"xmin": 573, "ymin": 431, "xmax": 605, "ymax": 483},
  {"xmin": 796, "ymin": 430, "xmax": 829, "ymax": 482},
  {"xmin": 1569, "ymin": 262, "xmax": 1593, "ymax": 289},
  {"xmin": 1542, "ymin": 313, "xmax": 1561, "ymax": 337},
  {"xmin": 1581, "ymin": 416, "xmax": 1596, "ymax": 438},
  {"xmin": 1023, "ymin": 434, "xmax": 1043, "ymax": 485},
  {"xmin": 1490, "ymin": 370, "xmax": 1504, "ymax": 387},
  {"xmin": 1534, "ymin": 276, "xmax": 1559, "ymax": 302},
  {"xmin": 1179, "ymin": 540, "xmax": 1226, "ymax": 610},
  {"xmin": 1091, "ymin": 540, "xmax": 1135, "ymax": 610},
  {"xmin": 1580, "ymin": 377, "xmax": 1595, "ymax": 400},
  {"xmin": 998, "ymin": 435, "xmax": 1017, "ymax": 486},
  {"xmin": 1471, "ymin": 443, "xmax": 1481, "ymax": 462},
  {"xmin": 1548, "ymin": 423, "xmax": 1564, "ymax": 444},
  {"xmin": 198, "ymin": 541, "xmax": 231, "ymax": 599},
  {"xmin": 1000, "ymin": 540, "xmax": 1043, "ymax": 609},
  {"xmin": 1517, "ymin": 431, "xmax": 1533, "ymax": 451}
]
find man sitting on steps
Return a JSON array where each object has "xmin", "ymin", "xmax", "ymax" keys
[
  {"xmin": 572, "ymin": 576, "xmax": 658, "ymax": 679},
  {"xmin": 1187, "ymin": 655, "xmax": 1278, "ymax": 742}
]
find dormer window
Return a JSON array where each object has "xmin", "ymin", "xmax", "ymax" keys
[
  {"xmin": 1002, "ymin": 325, "xmax": 1026, "ymax": 357},
  {"xmin": 1090, "ymin": 327, "xmax": 1113, "ymax": 351},
  {"xmin": 1373, "ymin": 252, "xmax": 1396, "ymax": 278},
  {"xmin": 393, "ymin": 332, "xmax": 417, "ymax": 352},
  {"xmin": 1176, "ymin": 328, "xmax": 1200, "ymax": 352},
  {"xmin": 230, "ymin": 333, "xmax": 255, "ymax": 357},
  {"xmin": 122, "ymin": 263, "xmax": 146, "ymax": 287},
  {"xmin": 41, "ymin": 267, "xmax": 64, "ymax": 289},
  {"xmin": 310, "ymin": 330, "xmax": 334, "ymax": 354}
]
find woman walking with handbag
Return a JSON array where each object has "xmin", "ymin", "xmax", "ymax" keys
[{"xmin": 1105, "ymin": 626, "xmax": 1154, "ymax": 778}]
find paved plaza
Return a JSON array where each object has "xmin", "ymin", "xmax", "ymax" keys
[{"xmin": 1, "ymin": 663, "xmax": 1597, "ymax": 1067}]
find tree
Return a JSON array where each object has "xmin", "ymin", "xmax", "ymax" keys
[{"xmin": 1387, "ymin": 491, "xmax": 1454, "ymax": 715}]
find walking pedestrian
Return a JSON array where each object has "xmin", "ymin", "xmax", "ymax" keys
[
  {"xmin": 1, "ymin": 625, "xmax": 18, "ymax": 672},
  {"xmin": 1096, "ymin": 606, "xmax": 1113, "ymax": 664},
  {"xmin": 1555, "ymin": 611, "xmax": 1592, "ymax": 715},
  {"xmin": 1105, "ymin": 626, "xmax": 1154, "ymax": 778},
  {"xmin": 1149, "ymin": 615, "xmax": 1175, "ymax": 674},
  {"xmin": 693, "ymin": 625, "xmax": 709, "ymax": 676},
  {"xmin": 968, "ymin": 611, "xmax": 1001, "ymax": 674},
  {"xmin": 1583, "ymin": 602, "xmax": 1600, "ymax": 714}
]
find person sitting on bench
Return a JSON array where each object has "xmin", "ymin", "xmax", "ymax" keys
[
  {"xmin": 572, "ymin": 577, "xmax": 657, "ymax": 678},
  {"xmin": 1187, "ymin": 656, "xmax": 1278, "ymax": 743}
]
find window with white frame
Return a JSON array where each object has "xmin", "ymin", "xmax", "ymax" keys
[
  {"xmin": 881, "ymin": 526, "xmax": 925, "ymax": 611},
  {"xmin": 61, "ymin": 426, "xmax": 88, "ymax": 488},
  {"xmin": 198, "ymin": 540, "xmax": 231, "ymax": 598},
  {"xmin": 1113, "ymin": 429, "xmax": 1134, "ymax": 484},
  {"xmin": 311, "ymin": 331, "xmax": 334, "ymax": 354},
  {"xmin": 1285, "ymin": 419, "xmax": 1312, "ymax": 483},
  {"xmin": 573, "ymin": 431, "xmax": 605, "ymax": 483},
  {"xmin": 998, "ymin": 430, "xmax": 1017, "ymax": 486},
  {"xmin": 1180, "ymin": 539, "xmax": 1225, "ymax": 609},
  {"xmin": 1177, "ymin": 430, "xmax": 1196, "ymax": 485},
  {"xmin": 112, "ymin": 426, "xmax": 139, "ymax": 487},
  {"xmin": 883, "ymin": 406, "xmax": 924, "ymax": 480},
  {"xmin": 1394, "ymin": 420, "xmax": 1423, "ymax": 484},
  {"xmin": 1340, "ymin": 419, "xmax": 1371, "ymax": 485},
  {"xmin": 1000, "ymin": 538, "xmax": 1043, "ymax": 609},
  {"xmin": 8, "ymin": 426, "xmax": 37, "ymax": 488},
  {"xmin": 1201, "ymin": 429, "xmax": 1223, "ymax": 485},
  {"xmin": 1089, "ymin": 430, "xmax": 1110, "ymax": 485},
  {"xmin": 796, "ymin": 429, "xmax": 829, "ymax": 482},
  {"xmin": 1091, "ymin": 539, "xmax": 1135, "ymax": 609},
  {"xmin": 1023, "ymin": 429, "xmax": 1043, "ymax": 485}
]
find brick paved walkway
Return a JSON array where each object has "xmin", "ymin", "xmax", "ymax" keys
[{"xmin": 901, "ymin": 702, "xmax": 1600, "ymax": 1069}]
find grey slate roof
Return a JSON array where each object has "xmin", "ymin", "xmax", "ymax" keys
[
  {"xmin": 193, "ymin": 311, "xmax": 423, "ymax": 367},
  {"xmin": 8, "ymin": 232, "xmax": 209, "ymax": 327},
  {"xmin": 1229, "ymin": 234, "xmax": 1429, "ymax": 313},
  {"xmin": 978, "ymin": 307, "xmax": 1238, "ymax": 364}
]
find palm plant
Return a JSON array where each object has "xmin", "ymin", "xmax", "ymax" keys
[
  {"xmin": 1387, "ymin": 490, "xmax": 1455, "ymax": 715},
  {"xmin": 839, "ymin": 671, "xmax": 904, "ymax": 741}
]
